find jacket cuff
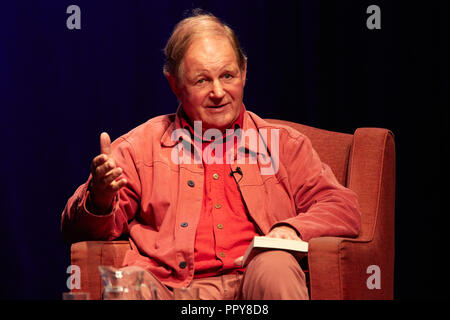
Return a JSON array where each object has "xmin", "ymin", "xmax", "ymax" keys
[
  {"xmin": 82, "ymin": 176, "xmax": 118, "ymax": 217},
  {"xmin": 83, "ymin": 189, "xmax": 118, "ymax": 217},
  {"xmin": 73, "ymin": 181, "xmax": 119, "ymax": 236}
]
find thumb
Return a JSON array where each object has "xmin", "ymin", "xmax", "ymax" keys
[{"xmin": 100, "ymin": 132, "xmax": 112, "ymax": 155}]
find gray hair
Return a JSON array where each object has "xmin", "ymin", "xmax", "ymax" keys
[{"xmin": 163, "ymin": 9, "xmax": 247, "ymax": 81}]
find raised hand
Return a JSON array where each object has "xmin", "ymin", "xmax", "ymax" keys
[{"xmin": 88, "ymin": 132, "xmax": 127, "ymax": 214}]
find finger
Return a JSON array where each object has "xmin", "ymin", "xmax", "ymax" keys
[
  {"xmin": 102, "ymin": 167, "xmax": 123, "ymax": 185},
  {"xmin": 91, "ymin": 154, "xmax": 108, "ymax": 173},
  {"xmin": 109, "ymin": 178, "xmax": 127, "ymax": 191},
  {"xmin": 100, "ymin": 132, "xmax": 112, "ymax": 155},
  {"xmin": 284, "ymin": 233, "xmax": 300, "ymax": 240},
  {"xmin": 291, "ymin": 234, "xmax": 301, "ymax": 240},
  {"xmin": 266, "ymin": 231, "xmax": 278, "ymax": 238},
  {"xmin": 267, "ymin": 231, "xmax": 299, "ymax": 240},
  {"xmin": 278, "ymin": 233, "xmax": 297, "ymax": 240},
  {"xmin": 94, "ymin": 159, "xmax": 117, "ymax": 179}
]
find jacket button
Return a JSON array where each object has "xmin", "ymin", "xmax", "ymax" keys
[
  {"xmin": 180, "ymin": 222, "xmax": 188, "ymax": 228},
  {"xmin": 217, "ymin": 223, "xmax": 224, "ymax": 229},
  {"xmin": 179, "ymin": 261, "xmax": 187, "ymax": 269},
  {"xmin": 187, "ymin": 180, "xmax": 195, "ymax": 187},
  {"xmin": 212, "ymin": 173, "xmax": 219, "ymax": 180}
]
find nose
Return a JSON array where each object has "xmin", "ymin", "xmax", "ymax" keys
[{"xmin": 210, "ymin": 79, "xmax": 225, "ymax": 99}]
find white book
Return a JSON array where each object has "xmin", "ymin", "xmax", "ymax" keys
[{"xmin": 242, "ymin": 236, "xmax": 309, "ymax": 266}]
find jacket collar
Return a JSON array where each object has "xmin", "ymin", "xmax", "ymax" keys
[{"xmin": 160, "ymin": 105, "xmax": 185, "ymax": 148}]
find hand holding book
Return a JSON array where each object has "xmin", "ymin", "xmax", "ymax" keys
[
  {"xmin": 265, "ymin": 225, "xmax": 301, "ymax": 241},
  {"xmin": 234, "ymin": 225, "xmax": 308, "ymax": 267}
]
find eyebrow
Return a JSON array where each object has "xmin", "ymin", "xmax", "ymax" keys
[
  {"xmin": 192, "ymin": 70, "xmax": 209, "ymax": 78},
  {"xmin": 192, "ymin": 65, "xmax": 238, "ymax": 77}
]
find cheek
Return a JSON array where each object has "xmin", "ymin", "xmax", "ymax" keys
[
  {"xmin": 229, "ymin": 84, "xmax": 245, "ymax": 101},
  {"xmin": 187, "ymin": 89, "xmax": 208, "ymax": 104},
  {"xmin": 181, "ymin": 89, "xmax": 202, "ymax": 109}
]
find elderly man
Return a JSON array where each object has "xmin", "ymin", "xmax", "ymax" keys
[{"xmin": 62, "ymin": 11, "xmax": 361, "ymax": 300}]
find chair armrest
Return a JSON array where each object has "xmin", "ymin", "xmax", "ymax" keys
[
  {"xmin": 308, "ymin": 128, "xmax": 396, "ymax": 300},
  {"xmin": 308, "ymin": 236, "xmax": 393, "ymax": 300},
  {"xmin": 70, "ymin": 240, "xmax": 131, "ymax": 300}
]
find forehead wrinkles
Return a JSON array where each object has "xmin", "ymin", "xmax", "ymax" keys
[{"xmin": 182, "ymin": 36, "xmax": 238, "ymax": 77}]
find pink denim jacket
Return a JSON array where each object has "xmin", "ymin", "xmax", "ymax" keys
[{"xmin": 61, "ymin": 109, "xmax": 361, "ymax": 288}]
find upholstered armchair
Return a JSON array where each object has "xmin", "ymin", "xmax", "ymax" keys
[{"xmin": 69, "ymin": 120, "xmax": 395, "ymax": 300}]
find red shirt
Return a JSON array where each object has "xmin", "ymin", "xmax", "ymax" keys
[{"xmin": 180, "ymin": 106, "xmax": 260, "ymax": 278}]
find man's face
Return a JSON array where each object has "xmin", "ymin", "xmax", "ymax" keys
[{"xmin": 170, "ymin": 36, "xmax": 247, "ymax": 132}]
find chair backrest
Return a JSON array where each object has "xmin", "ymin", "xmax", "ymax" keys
[{"xmin": 266, "ymin": 119, "xmax": 354, "ymax": 186}]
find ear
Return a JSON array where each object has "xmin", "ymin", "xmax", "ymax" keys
[
  {"xmin": 165, "ymin": 72, "xmax": 182, "ymax": 100},
  {"xmin": 241, "ymin": 60, "xmax": 248, "ymax": 87}
]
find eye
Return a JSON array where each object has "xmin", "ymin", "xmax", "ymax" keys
[
  {"xmin": 196, "ymin": 78, "xmax": 205, "ymax": 84},
  {"xmin": 224, "ymin": 73, "xmax": 232, "ymax": 79}
]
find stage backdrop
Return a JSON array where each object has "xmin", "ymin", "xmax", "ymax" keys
[{"xmin": 0, "ymin": 0, "xmax": 448, "ymax": 299}]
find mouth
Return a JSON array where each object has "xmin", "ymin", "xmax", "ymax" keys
[{"xmin": 206, "ymin": 103, "xmax": 229, "ymax": 109}]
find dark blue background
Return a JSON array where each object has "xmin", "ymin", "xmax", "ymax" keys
[{"xmin": 0, "ymin": 0, "xmax": 448, "ymax": 299}]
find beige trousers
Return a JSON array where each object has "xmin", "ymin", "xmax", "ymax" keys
[{"xmin": 134, "ymin": 250, "xmax": 309, "ymax": 300}]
